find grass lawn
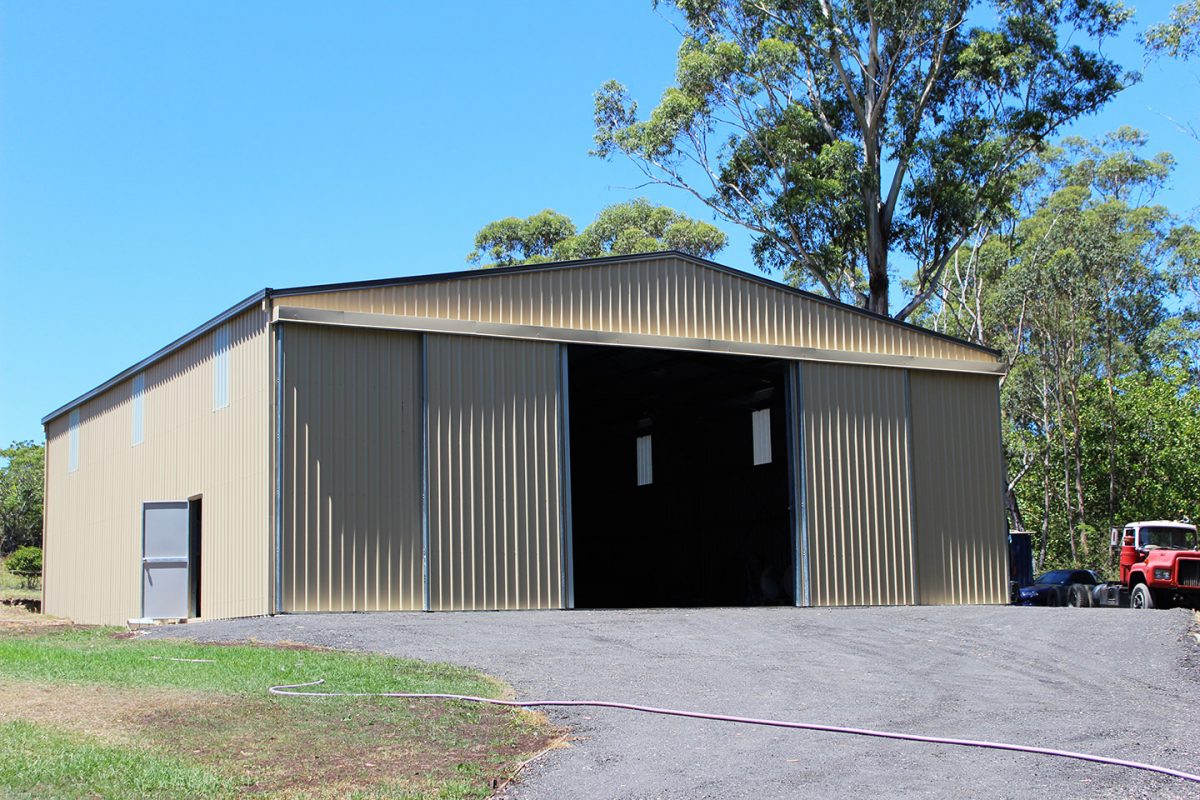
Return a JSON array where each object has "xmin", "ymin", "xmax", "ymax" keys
[{"xmin": 0, "ymin": 618, "xmax": 560, "ymax": 799}]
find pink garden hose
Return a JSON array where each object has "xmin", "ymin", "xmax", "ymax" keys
[{"xmin": 269, "ymin": 678, "xmax": 1200, "ymax": 786}]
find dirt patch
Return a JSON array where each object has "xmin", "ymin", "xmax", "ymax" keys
[
  {"xmin": 144, "ymin": 694, "xmax": 561, "ymax": 796},
  {"xmin": 0, "ymin": 677, "xmax": 562, "ymax": 798},
  {"xmin": 0, "ymin": 609, "xmax": 87, "ymax": 636},
  {"xmin": 0, "ymin": 680, "xmax": 219, "ymax": 746}
]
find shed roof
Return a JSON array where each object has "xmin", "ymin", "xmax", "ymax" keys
[{"xmin": 43, "ymin": 251, "xmax": 998, "ymax": 425}]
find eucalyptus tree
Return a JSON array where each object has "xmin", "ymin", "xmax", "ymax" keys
[
  {"xmin": 929, "ymin": 130, "xmax": 1191, "ymax": 569},
  {"xmin": 1144, "ymin": 0, "xmax": 1200, "ymax": 60},
  {"xmin": 467, "ymin": 199, "xmax": 727, "ymax": 268},
  {"xmin": 1144, "ymin": 1, "xmax": 1200, "ymax": 369},
  {"xmin": 1144, "ymin": 2, "xmax": 1200, "ymax": 153},
  {"xmin": 466, "ymin": 210, "xmax": 577, "ymax": 268},
  {"xmin": 593, "ymin": 0, "xmax": 1133, "ymax": 318}
]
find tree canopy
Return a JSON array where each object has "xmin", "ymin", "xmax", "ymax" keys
[
  {"xmin": 0, "ymin": 441, "xmax": 43, "ymax": 556},
  {"xmin": 1144, "ymin": 1, "xmax": 1200, "ymax": 143},
  {"xmin": 467, "ymin": 199, "xmax": 727, "ymax": 268},
  {"xmin": 919, "ymin": 129, "xmax": 1200, "ymax": 571},
  {"xmin": 592, "ymin": 0, "xmax": 1133, "ymax": 319},
  {"xmin": 1144, "ymin": 0, "xmax": 1200, "ymax": 60}
]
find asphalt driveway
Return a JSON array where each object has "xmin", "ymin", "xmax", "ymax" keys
[{"xmin": 149, "ymin": 606, "xmax": 1200, "ymax": 799}]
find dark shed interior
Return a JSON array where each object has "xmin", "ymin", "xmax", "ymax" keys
[{"xmin": 567, "ymin": 344, "xmax": 794, "ymax": 608}]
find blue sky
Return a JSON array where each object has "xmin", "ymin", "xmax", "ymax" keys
[{"xmin": 2, "ymin": 0, "xmax": 1197, "ymax": 445}]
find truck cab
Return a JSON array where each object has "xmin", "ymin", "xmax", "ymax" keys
[{"xmin": 1113, "ymin": 520, "xmax": 1200, "ymax": 609}]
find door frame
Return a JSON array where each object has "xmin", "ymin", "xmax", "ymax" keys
[{"xmin": 187, "ymin": 495, "xmax": 202, "ymax": 618}]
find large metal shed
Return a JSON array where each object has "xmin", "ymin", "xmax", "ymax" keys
[{"xmin": 42, "ymin": 253, "xmax": 1008, "ymax": 625}]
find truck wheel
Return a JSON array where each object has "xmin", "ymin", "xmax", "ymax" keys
[
  {"xmin": 1131, "ymin": 583, "xmax": 1155, "ymax": 609},
  {"xmin": 1068, "ymin": 585, "xmax": 1092, "ymax": 608}
]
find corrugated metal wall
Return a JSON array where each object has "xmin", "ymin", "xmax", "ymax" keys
[
  {"xmin": 279, "ymin": 256, "xmax": 989, "ymax": 363},
  {"xmin": 426, "ymin": 334, "xmax": 563, "ymax": 610},
  {"xmin": 42, "ymin": 258, "xmax": 1007, "ymax": 622},
  {"xmin": 910, "ymin": 372, "xmax": 1007, "ymax": 605},
  {"xmin": 279, "ymin": 325, "xmax": 423, "ymax": 612},
  {"xmin": 801, "ymin": 363, "xmax": 915, "ymax": 606},
  {"xmin": 43, "ymin": 308, "xmax": 271, "ymax": 625}
]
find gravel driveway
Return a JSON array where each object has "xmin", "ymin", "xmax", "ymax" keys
[{"xmin": 149, "ymin": 606, "xmax": 1200, "ymax": 799}]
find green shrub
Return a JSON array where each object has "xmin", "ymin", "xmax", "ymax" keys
[{"xmin": 6, "ymin": 546, "xmax": 41, "ymax": 589}]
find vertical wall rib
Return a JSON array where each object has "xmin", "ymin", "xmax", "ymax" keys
[
  {"xmin": 801, "ymin": 362, "xmax": 914, "ymax": 606},
  {"xmin": 426, "ymin": 334, "xmax": 562, "ymax": 610},
  {"xmin": 909, "ymin": 371, "xmax": 1007, "ymax": 605},
  {"xmin": 280, "ymin": 324, "xmax": 423, "ymax": 611}
]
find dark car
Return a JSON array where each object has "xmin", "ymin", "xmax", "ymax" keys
[{"xmin": 1017, "ymin": 570, "xmax": 1101, "ymax": 606}]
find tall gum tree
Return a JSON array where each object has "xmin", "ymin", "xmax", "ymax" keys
[
  {"xmin": 592, "ymin": 0, "xmax": 1133, "ymax": 319},
  {"xmin": 922, "ymin": 130, "xmax": 1197, "ymax": 569}
]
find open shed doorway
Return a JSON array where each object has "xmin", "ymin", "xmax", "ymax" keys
[{"xmin": 567, "ymin": 344, "xmax": 793, "ymax": 608}]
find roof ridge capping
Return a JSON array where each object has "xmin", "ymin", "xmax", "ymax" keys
[{"xmin": 272, "ymin": 250, "xmax": 1001, "ymax": 359}]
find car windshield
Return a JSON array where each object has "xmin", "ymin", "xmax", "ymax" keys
[
  {"xmin": 1140, "ymin": 526, "xmax": 1197, "ymax": 550},
  {"xmin": 1027, "ymin": 568, "xmax": 1094, "ymax": 587}
]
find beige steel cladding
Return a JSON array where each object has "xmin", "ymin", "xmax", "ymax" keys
[
  {"xmin": 910, "ymin": 371, "xmax": 1008, "ymax": 605},
  {"xmin": 43, "ymin": 309, "xmax": 270, "ymax": 625},
  {"xmin": 425, "ymin": 335, "xmax": 563, "ymax": 610},
  {"xmin": 42, "ymin": 254, "xmax": 1008, "ymax": 622},
  {"xmin": 279, "ymin": 325, "xmax": 423, "ymax": 612},
  {"xmin": 801, "ymin": 363, "xmax": 916, "ymax": 606},
  {"xmin": 277, "ymin": 255, "xmax": 994, "ymax": 366}
]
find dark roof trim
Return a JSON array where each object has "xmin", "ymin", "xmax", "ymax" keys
[
  {"xmin": 272, "ymin": 251, "xmax": 1000, "ymax": 358},
  {"xmin": 42, "ymin": 289, "xmax": 271, "ymax": 425}
]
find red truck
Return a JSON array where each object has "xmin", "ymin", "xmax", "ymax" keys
[{"xmin": 1077, "ymin": 520, "xmax": 1200, "ymax": 609}]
